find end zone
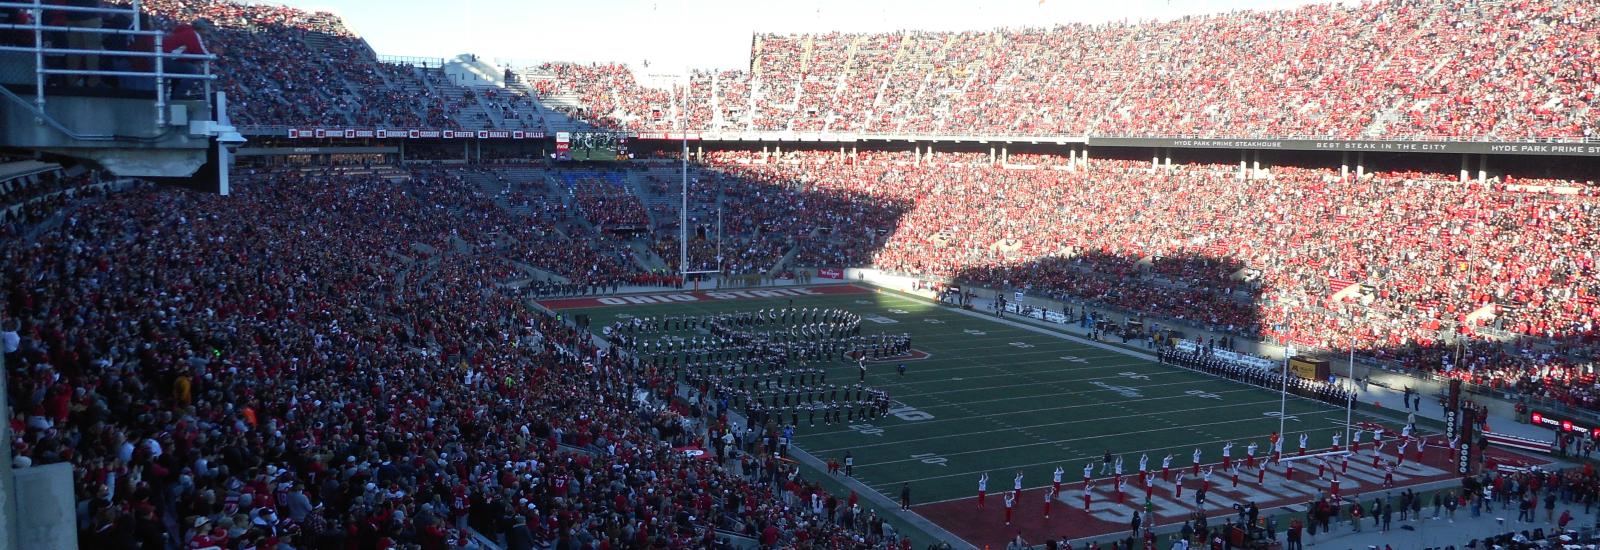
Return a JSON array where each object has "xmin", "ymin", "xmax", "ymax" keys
[
  {"xmin": 910, "ymin": 442, "xmax": 1554, "ymax": 548},
  {"xmin": 538, "ymin": 284, "xmax": 869, "ymax": 310}
]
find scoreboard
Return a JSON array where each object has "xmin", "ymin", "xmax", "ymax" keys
[{"xmin": 557, "ymin": 131, "xmax": 629, "ymax": 161}]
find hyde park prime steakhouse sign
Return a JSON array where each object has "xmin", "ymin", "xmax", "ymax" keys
[{"xmin": 1089, "ymin": 137, "xmax": 1600, "ymax": 157}]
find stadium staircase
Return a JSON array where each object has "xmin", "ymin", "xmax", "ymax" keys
[
  {"xmin": 548, "ymin": 172, "xmax": 601, "ymax": 236},
  {"xmin": 766, "ymin": 241, "xmax": 802, "ymax": 278},
  {"xmin": 1079, "ymin": 31, "xmax": 1142, "ymax": 134},
  {"xmin": 519, "ymin": 67, "xmax": 607, "ymax": 133},
  {"xmin": 890, "ymin": 33, "xmax": 950, "ymax": 133},
  {"xmin": 631, "ymin": 169, "xmax": 672, "ymax": 231},
  {"xmin": 819, "ymin": 39, "xmax": 858, "ymax": 133},
  {"xmin": 470, "ymin": 89, "xmax": 507, "ymax": 129},
  {"xmin": 628, "ymin": 240, "xmax": 668, "ymax": 272},
  {"xmin": 296, "ymin": 32, "xmax": 361, "ymax": 126},
  {"xmin": 1359, "ymin": 9, "xmax": 1447, "ymax": 137},
  {"xmin": 929, "ymin": 34, "xmax": 993, "ymax": 134},
  {"xmin": 500, "ymin": 71, "xmax": 552, "ymax": 131},
  {"xmin": 457, "ymin": 168, "xmax": 575, "ymax": 284},
  {"xmin": 862, "ymin": 35, "xmax": 914, "ymax": 132},
  {"xmin": 423, "ymin": 69, "xmax": 495, "ymax": 130}
]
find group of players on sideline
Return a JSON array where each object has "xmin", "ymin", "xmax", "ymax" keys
[
  {"xmin": 1157, "ymin": 345, "xmax": 1357, "ymax": 407},
  {"xmin": 609, "ymin": 308, "xmax": 912, "ymax": 431}
]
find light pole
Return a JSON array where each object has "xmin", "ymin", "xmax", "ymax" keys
[{"xmin": 1280, "ymin": 345, "xmax": 1293, "ymax": 442}]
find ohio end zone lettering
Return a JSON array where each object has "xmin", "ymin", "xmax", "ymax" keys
[{"xmin": 539, "ymin": 285, "xmax": 867, "ymax": 309}]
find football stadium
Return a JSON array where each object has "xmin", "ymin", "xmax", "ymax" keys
[{"xmin": 0, "ymin": 1, "xmax": 1597, "ymax": 549}]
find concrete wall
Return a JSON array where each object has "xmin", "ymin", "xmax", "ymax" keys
[
  {"xmin": 444, "ymin": 55, "xmax": 506, "ymax": 89},
  {"xmin": 1, "ymin": 351, "xmax": 13, "ymax": 550},
  {"xmin": 12, "ymin": 463, "xmax": 75, "ymax": 550}
]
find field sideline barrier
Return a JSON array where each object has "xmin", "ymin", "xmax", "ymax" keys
[
  {"xmin": 1483, "ymin": 431, "xmax": 1551, "ymax": 454},
  {"xmin": 1275, "ymin": 449, "xmax": 1353, "ymax": 465}
]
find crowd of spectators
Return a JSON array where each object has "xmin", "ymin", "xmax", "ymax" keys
[
  {"xmin": 3, "ymin": 151, "xmax": 1598, "ymax": 550},
  {"xmin": 1282, "ymin": 465, "xmax": 1600, "ymax": 550},
  {"xmin": 0, "ymin": 166, "xmax": 113, "ymax": 230},
  {"xmin": 64, "ymin": 0, "xmax": 1592, "ymax": 139},
  {"xmin": 681, "ymin": 150, "xmax": 1599, "ymax": 406},
  {"xmin": 85, "ymin": 0, "xmax": 543, "ymax": 131},
  {"xmin": 3, "ymin": 164, "xmax": 916, "ymax": 550},
  {"xmin": 128, "ymin": 0, "xmax": 362, "ymax": 125},
  {"xmin": 543, "ymin": 0, "xmax": 1599, "ymax": 140},
  {"xmin": 572, "ymin": 178, "xmax": 650, "ymax": 231}
]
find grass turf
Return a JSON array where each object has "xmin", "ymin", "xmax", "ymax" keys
[{"xmin": 550, "ymin": 285, "xmax": 1416, "ymax": 539}]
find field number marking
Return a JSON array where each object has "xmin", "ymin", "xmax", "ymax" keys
[
  {"xmin": 1090, "ymin": 381, "xmax": 1144, "ymax": 398},
  {"xmin": 1009, "ymin": 342, "xmax": 1035, "ymax": 349},
  {"xmin": 964, "ymin": 329, "xmax": 987, "ymax": 336},
  {"xmin": 888, "ymin": 402, "xmax": 935, "ymax": 421},
  {"xmin": 849, "ymin": 423, "xmax": 886, "ymax": 437},
  {"xmin": 887, "ymin": 308, "xmax": 910, "ymax": 314},
  {"xmin": 924, "ymin": 318, "xmax": 945, "ymax": 324},
  {"xmin": 1184, "ymin": 389, "xmax": 1222, "ymax": 400},
  {"xmin": 1061, "ymin": 355, "xmax": 1088, "ymax": 363},
  {"xmin": 1263, "ymin": 411, "xmax": 1301, "ymax": 422},
  {"xmin": 1117, "ymin": 371, "xmax": 1151, "ymax": 380},
  {"xmin": 910, "ymin": 453, "xmax": 949, "ymax": 466}
]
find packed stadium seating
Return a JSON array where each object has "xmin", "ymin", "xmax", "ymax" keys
[
  {"xmin": 10, "ymin": 158, "xmax": 1594, "ymax": 549},
  {"xmin": 689, "ymin": 150, "xmax": 1598, "ymax": 370},
  {"xmin": 124, "ymin": 0, "xmax": 549, "ymax": 131},
  {"xmin": 2, "ymin": 165, "xmax": 914, "ymax": 549},
  {"xmin": 127, "ymin": 0, "xmax": 1598, "ymax": 140},
  {"xmin": 544, "ymin": 0, "xmax": 1600, "ymax": 140},
  {"xmin": 12, "ymin": 0, "xmax": 1600, "ymax": 547}
]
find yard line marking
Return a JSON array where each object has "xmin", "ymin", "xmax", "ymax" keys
[
  {"xmin": 799, "ymin": 387, "xmax": 1292, "ymax": 438},
  {"xmin": 866, "ymin": 360, "xmax": 1163, "ymax": 386},
  {"xmin": 893, "ymin": 375, "xmax": 1246, "ymax": 400},
  {"xmin": 927, "ymin": 297, "xmax": 1359, "ymax": 419},
  {"xmin": 905, "ymin": 386, "xmax": 1261, "ymax": 413},
  {"xmin": 861, "ymin": 423, "xmax": 1359, "ymax": 493},
  {"xmin": 850, "ymin": 411, "xmax": 1342, "ymax": 469},
  {"xmin": 806, "ymin": 399, "xmax": 1300, "ymax": 453}
]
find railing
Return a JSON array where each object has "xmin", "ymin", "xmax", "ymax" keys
[
  {"xmin": 0, "ymin": 0, "xmax": 217, "ymax": 130},
  {"xmin": 236, "ymin": 123, "xmax": 1600, "ymax": 151},
  {"xmin": 376, "ymin": 54, "xmax": 444, "ymax": 69}
]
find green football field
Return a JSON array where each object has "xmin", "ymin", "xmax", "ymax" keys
[{"xmin": 551, "ymin": 286, "xmax": 1405, "ymax": 507}]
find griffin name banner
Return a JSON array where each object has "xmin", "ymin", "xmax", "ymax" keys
[{"xmin": 286, "ymin": 128, "xmax": 547, "ymax": 140}]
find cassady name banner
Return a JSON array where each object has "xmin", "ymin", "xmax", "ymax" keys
[{"xmin": 287, "ymin": 128, "xmax": 546, "ymax": 140}]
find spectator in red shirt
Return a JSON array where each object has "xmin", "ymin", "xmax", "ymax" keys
[{"xmin": 163, "ymin": 19, "xmax": 209, "ymax": 98}]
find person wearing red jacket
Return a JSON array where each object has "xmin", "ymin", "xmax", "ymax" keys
[{"xmin": 162, "ymin": 20, "xmax": 209, "ymax": 98}]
